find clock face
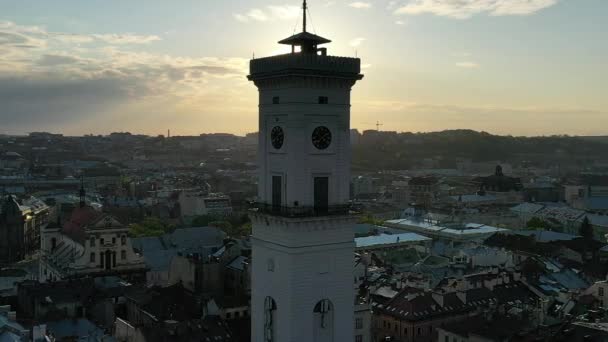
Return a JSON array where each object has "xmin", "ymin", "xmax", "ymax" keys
[
  {"xmin": 270, "ymin": 126, "xmax": 284, "ymax": 149},
  {"xmin": 312, "ymin": 126, "xmax": 332, "ymax": 150}
]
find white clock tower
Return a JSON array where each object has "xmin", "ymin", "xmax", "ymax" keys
[{"xmin": 248, "ymin": 1, "xmax": 363, "ymax": 341}]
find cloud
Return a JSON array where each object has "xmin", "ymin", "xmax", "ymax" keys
[
  {"xmin": 394, "ymin": 0, "xmax": 557, "ymax": 19},
  {"xmin": 91, "ymin": 34, "xmax": 161, "ymax": 44},
  {"xmin": 395, "ymin": 20, "xmax": 406, "ymax": 25},
  {"xmin": 455, "ymin": 61, "xmax": 479, "ymax": 68},
  {"xmin": 0, "ymin": 20, "xmax": 249, "ymax": 134},
  {"xmin": 37, "ymin": 54, "xmax": 81, "ymax": 66},
  {"xmin": 349, "ymin": 2, "xmax": 373, "ymax": 9},
  {"xmin": 349, "ymin": 37, "xmax": 366, "ymax": 47},
  {"xmin": 234, "ymin": 5, "xmax": 300, "ymax": 23}
]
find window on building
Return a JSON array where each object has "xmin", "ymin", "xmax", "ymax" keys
[
  {"xmin": 355, "ymin": 335, "xmax": 363, "ymax": 342},
  {"xmin": 100, "ymin": 238, "xmax": 104, "ymax": 245},
  {"xmin": 387, "ymin": 322, "xmax": 391, "ymax": 330},
  {"xmin": 445, "ymin": 336, "xmax": 449, "ymax": 342},
  {"xmin": 121, "ymin": 235, "xmax": 126, "ymax": 246},
  {"xmin": 51, "ymin": 237, "xmax": 57, "ymax": 250},
  {"xmin": 417, "ymin": 327, "xmax": 421, "ymax": 336},
  {"xmin": 112, "ymin": 237, "xmax": 116, "ymax": 244},
  {"xmin": 90, "ymin": 237, "xmax": 95, "ymax": 247},
  {"xmin": 90, "ymin": 253, "xmax": 95, "ymax": 263},
  {"xmin": 318, "ymin": 96, "xmax": 329, "ymax": 104},
  {"xmin": 226, "ymin": 312, "xmax": 231, "ymax": 319},
  {"xmin": 404, "ymin": 327, "xmax": 408, "ymax": 335},
  {"xmin": 272, "ymin": 96, "xmax": 280, "ymax": 104},
  {"xmin": 99, "ymin": 253, "xmax": 104, "ymax": 267},
  {"xmin": 600, "ymin": 287, "xmax": 605, "ymax": 297},
  {"xmin": 121, "ymin": 250, "xmax": 126, "ymax": 260},
  {"xmin": 355, "ymin": 318, "xmax": 363, "ymax": 329}
]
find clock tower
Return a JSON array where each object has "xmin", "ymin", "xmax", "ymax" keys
[{"xmin": 248, "ymin": 1, "xmax": 363, "ymax": 341}]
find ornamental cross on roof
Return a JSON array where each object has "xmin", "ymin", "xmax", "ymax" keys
[{"xmin": 278, "ymin": 0, "xmax": 331, "ymax": 54}]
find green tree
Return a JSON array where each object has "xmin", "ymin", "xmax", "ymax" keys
[
  {"xmin": 526, "ymin": 217, "xmax": 550, "ymax": 230},
  {"xmin": 579, "ymin": 216, "xmax": 594, "ymax": 241},
  {"xmin": 191, "ymin": 214, "xmax": 217, "ymax": 227},
  {"xmin": 129, "ymin": 217, "xmax": 174, "ymax": 237}
]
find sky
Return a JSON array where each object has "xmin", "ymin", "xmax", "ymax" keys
[{"xmin": 0, "ymin": 0, "xmax": 606, "ymax": 137}]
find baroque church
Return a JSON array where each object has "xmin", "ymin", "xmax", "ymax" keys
[{"xmin": 39, "ymin": 186, "xmax": 146, "ymax": 282}]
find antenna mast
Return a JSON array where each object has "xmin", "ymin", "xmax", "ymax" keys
[{"xmin": 303, "ymin": 0, "xmax": 307, "ymax": 32}]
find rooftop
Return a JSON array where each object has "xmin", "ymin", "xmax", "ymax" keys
[{"xmin": 355, "ymin": 233, "xmax": 430, "ymax": 250}]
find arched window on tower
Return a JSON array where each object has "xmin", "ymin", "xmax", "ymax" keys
[
  {"xmin": 313, "ymin": 299, "xmax": 334, "ymax": 342},
  {"xmin": 264, "ymin": 296, "xmax": 277, "ymax": 342}
]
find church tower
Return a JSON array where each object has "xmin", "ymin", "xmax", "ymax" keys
[{"xmin": 248, "ymin": 1, "xmax": 363, "ymax": 341}]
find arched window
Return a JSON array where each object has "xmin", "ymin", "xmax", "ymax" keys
[
  {"xmin": 313, "ymin": 299, "xmax": 334, "ymax": 342},
  {"xmin": 264, "ymin": 296, "xmax": 277, "ymax": 342}
]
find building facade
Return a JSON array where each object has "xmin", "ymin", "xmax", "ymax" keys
[
  {"xmin": 248, "ymin": 2, "xmax": 364, "ymax": 341},
  {"xmin": 39, "ymin": 203, "xmax": 146, "ymax": 282},
  {"xmin": 0, "ymin": 195, "xmax": 50, "ymax": 265}
]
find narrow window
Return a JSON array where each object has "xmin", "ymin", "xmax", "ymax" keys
[
  {"xmin": 90, "ymin": 237, "xmax": 95, "ymax": 247},
  {"xmin": 121, "ymin": 250, "xmax": 126, "ymax": 260},
  {"xmin": 272, "ymin": 96, "xmax": 280, "ymax": 104},
  {"xmin": 121, "ymin": 235, "xmax": 126, "ymax": 246},
  {"xmin": 112, "ymin": 237, "xmax": 116, "ymax": 244},
  {"xmin": 100, "ymin": 238, "xmax": 104, "ymax": 245},
  {"xmin": 318, "ymin": 96, "xmax": 328, "ymax": 104},
  {"xmin": 90, "ymin": 253, "xmax": 95, "ymax": 263},
  {"xmin": 314, "ymin": 177, "xmax": 329, "ymax": 214},
  {"xmin": 51, "ymin": 238, "xmax": 57, "ymax": 250},
  {"xmin": 272, "ymin": 176, "xmax": 282, "ymax": 211}
]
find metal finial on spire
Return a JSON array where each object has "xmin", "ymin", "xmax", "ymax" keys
[{"xmin": 303, "ymin": 0, "xmax": 307, "ymax": 33}]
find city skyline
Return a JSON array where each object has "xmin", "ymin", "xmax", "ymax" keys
[{"xmin": 1, "ymin": 0, "xmax": 607, "ymax": 136}]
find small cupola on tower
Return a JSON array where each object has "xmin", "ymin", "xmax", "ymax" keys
[{"xmin": 278, "ymin": 0, "xmax": 331, "ymax": 55}]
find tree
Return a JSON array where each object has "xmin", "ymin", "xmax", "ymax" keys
[
  {"xmin": 526, "ymin": 217, "xmax": 550, "ymax": 230},
  {"xmin": 191, "ymin": 214, "xmax": 217, "ymax": 227},
  {"xmin": 129, "ymin": 217, "xmax": 174, "ymax": 237},
  {"xmin": 579, "ymin": 216, "xmax": 594, "ymax": 241}
]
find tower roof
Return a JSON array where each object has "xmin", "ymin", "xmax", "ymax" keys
[
  {"xmin": 278, "ymin": 0, "xmax": 331, "ymax": 54},
  {"xmin": 278, "ymin": 32, "xmax": 331, "ymax": 46}
]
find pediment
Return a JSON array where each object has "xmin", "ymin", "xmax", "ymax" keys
[{"xmin": 89, "ymin": 214, "xmax": 123, "ymax": 229}]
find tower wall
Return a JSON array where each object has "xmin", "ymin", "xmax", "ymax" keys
[{"xmin": 249, "ymin": 49, "xmax": 362, "ymax": 342}]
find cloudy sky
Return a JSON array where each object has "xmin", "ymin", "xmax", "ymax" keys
[{"xmin": 1, "ymin": 0, "xmax": 606, "ymax": 136}]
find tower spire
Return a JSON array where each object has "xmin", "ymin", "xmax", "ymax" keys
[{"xmin": 303, "ymin": 0, "xmax": 307, "ymax": 33}]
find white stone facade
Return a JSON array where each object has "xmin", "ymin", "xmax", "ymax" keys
[
  {"xmin": 248, "ymin": 40, "xmax": 363, "ymax": 341},
  {"xmin": 39, "ymin": 213, "xmax": 146, "ymax": 282}
]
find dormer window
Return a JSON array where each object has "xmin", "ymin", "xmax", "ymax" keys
[
  {"xmin": 273, "ymin": 96, "xmax": 280, "ymax": 104},
  {"xmin": 318, "ymin": 96, "xmax": 328, "ymax": 104}
]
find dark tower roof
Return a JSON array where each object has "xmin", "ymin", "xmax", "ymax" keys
[{"xmin": 278, "ymin": 0, "xmax": 331, "ymax": 54}]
